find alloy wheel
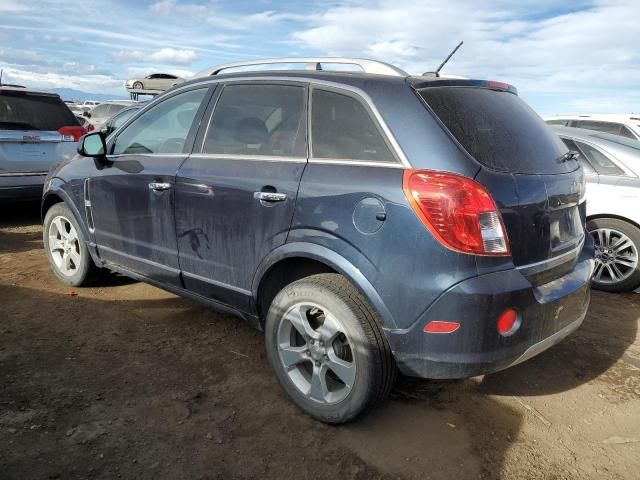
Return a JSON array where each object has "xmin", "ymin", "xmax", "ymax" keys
[
  {"xmin": 591, "ymin": 227, "xmax": 638, "ymax": 285},
  {"xmin": 48, "ymin": 215, "xmax": 82, "ymax": 277},
  {"xmin": 277, "ymin": 302, "xmax": 356, "ymax": 405}
]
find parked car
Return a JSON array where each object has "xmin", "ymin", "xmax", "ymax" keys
[
  {"xmin": 550, "ymin": 125, "xmax": 640, "ymax": 292},
  {"xmin": 42, "ymin": 57, "xmax": 594, "ymax": 423},
  {"xmin": 64, "ymin": 100, "xmax": 85, "ymax": 115},
  {"xmin": 79, "ymin": 100, "xmax": 100, "ymax": 113},
  {"xmin": 100, "ymin": 104, "xmax": 143, "ymax": 136},
  {"xmin": 1, "ymin": 86, "xmax": 85, "ymax": 201},
  {"xmin": 83, "ymin": 101, "xmax": 135, "ymax": 130},
  {"xmin": 125, "ymin": 73, "xmax": 184, "ymax": 92},
  {"xmin": 75, "ymin": 115, "xmax": 95, "ymax": 133},
  {"xmin": 545, "ymin": 114, "xmax": 640, "ymax": 141}
]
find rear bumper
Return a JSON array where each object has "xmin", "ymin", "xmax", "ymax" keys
[
  {"xmin": 387, "ymin": 245, "xmax": 594, "ymax": 379},
  {"xmin": 0, "ymin": 175, "xmax": 46, "ymax": 201}
]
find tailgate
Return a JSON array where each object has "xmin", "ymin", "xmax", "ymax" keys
[{"xmin": 0, "ymin": 130, "xmax": 72, "ymax": 174}]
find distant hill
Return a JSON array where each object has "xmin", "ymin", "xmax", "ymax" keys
[{"xmin": 50, "ymin": 88, "xmax": 128, "ymax": 102}]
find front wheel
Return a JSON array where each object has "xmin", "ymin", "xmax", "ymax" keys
[
  {"xmin": 265, "ymin": 273, "xmax": 396, "ymax": 423},
  {"xmin": 132, "ymin": 81, "xmax": 144, "ymax": 90},
  {"xmin": 588, "ymin": 218, "xmax": 640, "ymax": 292},
  {"xmin": 43, "ymin": 203, "xmax": 97, "ymax": 286}
]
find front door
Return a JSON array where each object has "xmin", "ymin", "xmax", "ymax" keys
[
  {"xmin": 175, "ymin": 82, "xmax": 308, "ymax": 309},
  {"xmin": 90, "ymin": 86, "xmax": 211, "ymax": 285}
]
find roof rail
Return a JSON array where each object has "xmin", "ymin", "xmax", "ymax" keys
[{"xmin": 192, "ymin": 57, "xmax": 409, "ymax": 79}]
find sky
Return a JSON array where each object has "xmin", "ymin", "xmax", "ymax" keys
[{"xmin": 0, "ymin": 0, "xmax": 638, "ymax": 116}]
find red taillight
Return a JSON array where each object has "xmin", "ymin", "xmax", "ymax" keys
[
  {"xmin": 86, "ymin": 123, "xmax": 95, "ymax": 132},
  {"xmin": 403, "ymin": 169, "xmax": 510, "ymax": 256},
  {"xmin": 423, "ymin": 321, "xmax": 461, "ymax": 334},
  {"xmin": 497, "ymin": 308, "xmax": 520, "ymax": 336},
  {"xmin": 58, "ymin": 126, "xmax": 86, "ymax": 142}
]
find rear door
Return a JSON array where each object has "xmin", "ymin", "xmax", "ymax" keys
[
  {"xmin": 418, "ymin": 86, "xmax": 587, "ymax": 279},
  {"xmin": 89, "ymin": 86, "xmax": 211, "ymax": 285},
  {"xmin": 175, "ymin": 81, "xmax": 308, "ymax": 309},
  {"xmin": 0, "ymin": 90, "xmax": 80, "ymax": 176}
]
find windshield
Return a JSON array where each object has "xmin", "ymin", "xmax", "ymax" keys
[{"xmin": 418, "ymin": 86, "xmax": 576, "ymax": 174}]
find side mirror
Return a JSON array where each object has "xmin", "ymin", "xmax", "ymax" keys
[{"xmin": 78, "ymin": 131, "xmax": 107, "ymax": 159}]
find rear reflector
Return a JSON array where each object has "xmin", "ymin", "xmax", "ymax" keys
[
  {"xmin": 497, "ymin": 308, "xmax": 520, "ymax": 336},
  {"xmin": 403, "ymin": 169, "xmax": 510, "ymax": 256},
  {"xmin": 423, "ymin": 321, "xmax": 460, "ymax": 334},
  {"xmin": 58, "ymin": 126, "xmax": 86, "ymax": 142}
]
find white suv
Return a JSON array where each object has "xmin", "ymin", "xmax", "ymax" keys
[
  {"xmin": 551, "ymin": 125, "xmax": 640, "ymax": 292},
  {"xmin": 545, "ymin": 114, "xmax": 640, "ymax": 141}
]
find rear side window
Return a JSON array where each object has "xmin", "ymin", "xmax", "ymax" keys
[
  {"xmin": 560, "ymin": 138, "xmax": 595, "ymax": 174},
  {"xmin": 203, "ymin": 84, "xmax": 306, "ymax": 157},
  {"xmin": 0, "ymin": 91, "xmax": 79, "ymax": 131},
  {"xmin": 311, "ymin": 89, "xmax": 395, "ymax": 162},
  {"xmin": 575, "ymin": 120, "xmax": 623, "ymax": 135},
  {"xmin": 574, "ymin": 141, "xmax": 625, "ymax": 176},
  {"xmin": 419, "ymin": 87, "xmax": 570, "ymax": 174},
  {"xmin": 113, "ymin": 88, "xmax": 207, "ymax": 155}
]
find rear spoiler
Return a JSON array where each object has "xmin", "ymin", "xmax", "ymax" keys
[{"xmin": 410, "ymin": 78, "xmax": 518, "ymax": 95}]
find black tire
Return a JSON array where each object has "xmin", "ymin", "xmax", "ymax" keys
[
  {"xmin": 133, "ymin": 81, "xmax": 144, "ymax": 90},
  {"xmin": 43, "ymin": 202, "xmax": 97, "ymax": 287},
  {"xmin": 265, "ymin": 273, "xmax": 396, "ymax": 423},
  {"xmin": 587, "ymin": 217, "xmax": 640, "ymax": 293}
]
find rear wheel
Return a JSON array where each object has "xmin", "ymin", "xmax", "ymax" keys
[
  {"xmin": 588, "ymin": 218, "xmax": 640, "ymax": 292},
  {"xmin": 265, "ymin": 273, "xmax": 396, "ymax": 423},
  {"xmin": 43, "ymin": 203, "xmax": 96, "ymax": 286}
]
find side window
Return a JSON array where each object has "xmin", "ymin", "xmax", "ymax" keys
[
  {"xmin": 560, "ymin": 138, "xmax": 595, "ymax": 174},
  {"xmin": 575, "ymin": 120, "xmax": 622, "ymax": 135},
  {"xmin": 574, "ymin": 141, "xmax": 624, "ymax": 176},
  {"xmin": 203, "ymin": 84, "xmax": 306, "ymax": 157},
  {"xmin": 113, "ymin": 88, "xmax": 207, "ymax": 155},
  {"xmin": 311, "ymin": 89, "xmax": 395, "ymax": 162}
]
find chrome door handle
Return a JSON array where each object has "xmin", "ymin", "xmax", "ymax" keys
[
  {"xmin": 149, "ymin": 182, "xmax": 171, "ymax": 191},
  {"xmin": 254, "ymin": 191, "xmax": 287, "ymax": 202}
]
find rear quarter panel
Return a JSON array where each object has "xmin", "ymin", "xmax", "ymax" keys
[{"xmin": 289, "ymin": 163, "xmax": 478, "ymax": 330}]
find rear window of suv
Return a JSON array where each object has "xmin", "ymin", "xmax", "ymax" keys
[
  {"xmin": 0, "ymin": 90, "xmax": 79, "ymax": 131},
  {"xmin": 418, "ymin": 87, "xmax": 573, "ymax": 174}
]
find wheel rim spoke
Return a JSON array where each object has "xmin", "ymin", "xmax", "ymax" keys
[
  {"xmin": 308, "ymin": 364, "xmax": 329, "ymax": 402},
  {"xmin": 326, "ymin": 353, "xmax": 355, "ymax": 388},
  {"xmin": 279, "ymin": 345, "xmax": 307, "ymax": 369},
  {"xmin": 285, "ymin": 305, "xmax": 317, "ymax": 340},
  {"xmin": 316, "ymin": 312, "xmax": 342, "ymax": 343}
]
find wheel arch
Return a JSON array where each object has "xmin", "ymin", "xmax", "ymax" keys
[
  {"xmin": 252, "ymin": 242, "xmax": 398, "ymax": 330},
  {"xmin": 587, "ymin": 213, "xmax": 640, "ymax": 231}
]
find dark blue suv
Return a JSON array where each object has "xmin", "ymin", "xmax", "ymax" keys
[{"xmin": 42, "ymin": 58, "xmax": 594, "ymax": 423}]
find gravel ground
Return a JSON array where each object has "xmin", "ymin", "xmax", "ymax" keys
[{"xmin": 1, "ymin": 202, "xmax": 639, "ymax": 480}]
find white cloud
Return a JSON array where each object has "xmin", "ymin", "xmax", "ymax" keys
[
  {"xmin": 113, "ymin": 48, "xmax": 197, "ymax": 65},
  {"xmin": 0, "ymin": 0, "xmax": 30, "ymax": 13},
  {"xmin": 291, "ymin": 0, "xmax": 640, "ymax": 114}
]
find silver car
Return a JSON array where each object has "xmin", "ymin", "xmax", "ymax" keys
[
  {"xmin": 1, "ymin": 87, "xmax": 84, "ymax": 200},
  {"xmin": 83, "ymin": 101, "xmax": 136, "ymax": 130},
  {"xmin": 551, "ymin": 125, "xmax": 640, "ymax": 292},
  {"xmin": 125, "ymin": 73, "xmax": 184, "ymax": 92}
]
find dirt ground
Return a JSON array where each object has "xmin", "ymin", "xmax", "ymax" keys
[{"xmin": 1, "ymin": 202, "xmax": 639, "ymax": 480}]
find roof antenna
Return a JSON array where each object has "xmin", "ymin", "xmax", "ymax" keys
[{"xmin": 423, "ymin": 41, "xmax": 463, "ymax": 77}]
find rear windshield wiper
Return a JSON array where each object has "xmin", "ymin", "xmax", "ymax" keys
[{"xmin": 556, "ymin": 150, "xmax": 579, "ymax": 164}]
